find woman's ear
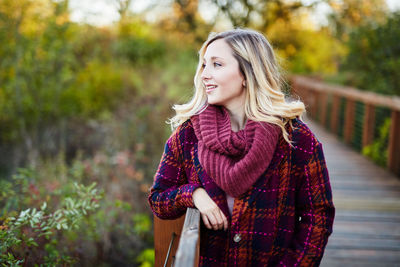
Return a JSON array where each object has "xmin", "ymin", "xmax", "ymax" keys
[{"xmin": 243, "ymin": 80, "xmax": 247, "ymax": 87}]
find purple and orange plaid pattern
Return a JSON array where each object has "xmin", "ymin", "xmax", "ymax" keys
[{"xmin": 148, "ymin": 119, "xmax": 335, "ymax": 267}]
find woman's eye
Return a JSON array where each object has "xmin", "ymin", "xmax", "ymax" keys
[
  {"xmin": 202, "ymin": 63, "xmax": 206, "ymax": 68},
  {"xmin": 214, "ymin": 62, "xmax": 222, "ymax": 67}
]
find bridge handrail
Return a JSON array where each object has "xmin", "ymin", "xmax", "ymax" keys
[
  {"xmin": 292, "ymin": 75, "xmax": 400, "ymax": 111},
  {"xmin": 290, "ymin": 75, "xmax": 400, "ymax": 176},
  {"xmin": 174, "ymin": 208, "xmax": 200, "ymax": 267}
]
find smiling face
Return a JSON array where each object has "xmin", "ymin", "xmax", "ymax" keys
[{"xmin": 201, "ymin": 39, "xmax": 246, "ymax": 111}]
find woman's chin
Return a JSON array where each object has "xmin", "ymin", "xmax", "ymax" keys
[{"xmin": 207, "ymin": 99, "xmax": 220, "ymax": 105}]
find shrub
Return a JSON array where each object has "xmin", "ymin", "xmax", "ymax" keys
[
  {"xmin": 0, "ymin": 168, "xmax": 102, "ymax": 266},
  {"xmin": 0, "ymin": 148, "xmax": 155, "ymax": 266},
  {"xmin": 362, "ymin": 117, "xmax": 390, "ymax": 167}
]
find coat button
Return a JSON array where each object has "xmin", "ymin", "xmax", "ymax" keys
[{"xmin": 233, "ymin": 233, "xmax": 242, "ymax": 243}]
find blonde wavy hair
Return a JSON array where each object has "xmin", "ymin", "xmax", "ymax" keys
[{"xmin": 168, "ymin": 28, "xmax": 305, "ymax": 144}]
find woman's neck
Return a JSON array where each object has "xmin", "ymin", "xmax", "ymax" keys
[{"xmin": 225, "ymin": 104, "xmax": 247, "ymax": 132}]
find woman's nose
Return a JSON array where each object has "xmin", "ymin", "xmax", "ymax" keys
[{"xmin": 201, "ymin": 66, "xmax": 211, "ymax": 81}]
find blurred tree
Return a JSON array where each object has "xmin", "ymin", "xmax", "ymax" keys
[
  {"xmin": 174, "ymin": 0, "xmax": 199, "ymax": 31},
  {"xmin": 153, "ymin": 0, "xmax": 214, "ymax": 44},
  {"xmin": 342, "ymin": 11, "xmax": 400, "ymax": 96},
  {"xmin": 326, "ymin": 0, "xmax": 388, "ymax": 39},
  {"xmin": 267, "ymin": 19, "xmax": 346, "ymax": 74},
  {"xmin": 0, "ymin": 0, "xmax": 75, "ymax": 169},
  {"xmin": 209, "ymin": 0, "xmax": 318, "ymax": 31},
  {"xmin": 0, "ymin": 0, "xmax": 140, "ymax": 172},
  {"xmin": 115, "ymin": 0, "xmax": 133, "ymax": 21}
]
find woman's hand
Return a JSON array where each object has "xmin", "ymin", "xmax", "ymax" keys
[{"xmin": 193, "ymin": 188, "xmax": 228, "ymax": 231}]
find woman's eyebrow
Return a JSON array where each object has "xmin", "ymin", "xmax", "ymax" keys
[{"xmin": 203, "ymin": 56, "xmax": 224, "ymax": 62}]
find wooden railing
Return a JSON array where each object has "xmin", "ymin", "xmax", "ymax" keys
[
  {"xmin": 174, "ymin": 208, "xmax": 200, "ymax": 267},
  {"xmin": 154, "ymin": 208, "xmax": 200, "ymax": 267},
  {"xmin": 290, "ymin": 75, "xmax": 400, "ymax": 176}
]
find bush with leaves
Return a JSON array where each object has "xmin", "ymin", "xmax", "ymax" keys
[
  {"xmin": 0, "ymin": 147, "xmax": 155, "ymax": 266},
  {"xmin": 362, "ymin": 117, "xmax": 390, "ymax": 167},
  {"xmin": 0, "ymin": 168, "xmax": 102, "ymax": 266}
]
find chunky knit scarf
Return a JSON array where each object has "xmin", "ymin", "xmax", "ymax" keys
[{"xmin": 191, "ymin": 104, "xmax": 280, "ymax": 197}]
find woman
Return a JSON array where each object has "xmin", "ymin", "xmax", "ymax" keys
[{"xmin": 148, "ymin": 29, "xmax": 334, "ymax": 266}]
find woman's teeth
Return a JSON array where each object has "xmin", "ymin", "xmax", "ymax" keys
[{"xmin": 206, "ymin": 85, "xmax": 217, "ymax": 92}]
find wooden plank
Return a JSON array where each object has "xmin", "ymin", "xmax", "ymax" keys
[
  {"xmin": 362, "ymin": 104, "xmax": 375, "ymax": 148},
  {"xmin": 322, "ymin": 248, "xmax": 400, "ymax": 262},
  {"xmin": 321, "ymin": 258, "xmax": 398, "ymax": 267},
  {"xmin": 388, "ymin": 110, "xmax": 400, "ymax": 176},
  {"xmin": 332, "ymin": 178, "xmax": 400, "ymax": 186},
  {"xmin": 332, "ymin": 220, "xmax": 400, "ymax": 236},
  {"xmin": 154, "ymin": 215, "xmax": 185, "ymax": 267},
  {"xmin": 334, "ymin": 210, "xmax": 400, "ymax": 221},
  {"xmin": 327, "ymin": 236, "xmax": 400, "ymax": 250},
  {"xmin": 321, "ymin": 248, "xmax": 400, "ymax": 267},
  {"xmin": 174, "ymin": 208, "xmax": 200, "ymax": 267},
  {"xmin": 333, "ymin": 198, "xmax": 400, "ymax": 212}
]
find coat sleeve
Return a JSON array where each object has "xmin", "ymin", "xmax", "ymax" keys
[
  {"xmin": 279, "ymin": 141, "xmax": 335, "ymax": 267},
  {"xmin": 148, "ymin": 124, "xmax": 201, "ymax": 220}
]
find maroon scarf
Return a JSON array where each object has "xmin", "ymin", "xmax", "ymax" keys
[{"xmin": 190, "ymin": 104, "xmax": 280, "ymax": 197}]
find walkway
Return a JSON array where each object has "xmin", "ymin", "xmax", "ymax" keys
[{"xmin": 305, "ymin": 119, "xmax": 400, "ymax": 267}]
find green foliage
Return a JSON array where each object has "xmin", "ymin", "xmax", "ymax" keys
[
  {"xmin": 63, "ymin": 60, "xmax": 139, "ymax": 118},
  {"xmin": 133, "ymin": 213, "xmax": 152, "ymax": 237},
  {"xmin": 267, "ymin": 21, "xmax": 347, "ymax": 75},
  {"xmin": 0, "ymin": 0, "xmax": 190, "ymax": 178},
  {"xmin": 0, "ymin": 1, "xmax": 77, "ymax": 128},
  {"xmin": 286, "ymin": 30, "xmax": 346, "ymax": 75},
  {"xmin": 0, "ymin": 148, "xmax": 155, "ymax": 266},
  {"xmin": 0, "ymin": 168, "xmax": 102, "ymax": 266},
  {"xmin": 113, "ymin": 36, "xmax": 166, "ymax": 66},
  {"xmin": 136, "ymin": 249, "xmax": 155, "ymax": 267},
  {"xmin": 343, "ymin": 12, "xmax": 400, "ymax": 96},
  {"xmin": 362, "ymin": 117, "xmax": 390, "ymax": 167}
]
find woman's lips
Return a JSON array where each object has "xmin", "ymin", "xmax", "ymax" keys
[{"xmin": 206, "ymin": 85, "xmax": 217, "ymax": 93}]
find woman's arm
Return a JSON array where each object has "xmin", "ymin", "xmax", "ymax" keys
[
  {"xmin": 148, "ymin": 126, "xmax": 201, "ymax": 220},
  {"xmin": 279, "ymin": 141, "xmax": 335, "ymax": 267}
]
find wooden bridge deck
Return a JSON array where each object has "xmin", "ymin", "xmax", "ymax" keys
[{"xmin": 305, "ymin": 119, "xmax": 400, "ymax": 267}]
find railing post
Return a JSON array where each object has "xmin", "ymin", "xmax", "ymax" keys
[
  {"xmin": 319, "ymin": 93, "xmax": 328, "ymax": 127},
  {"xmin": 388, "ymin": 110, "xmax": 400, "ymax": 175},
  {"xmin": 362, "ymin": 104, "xmax": 375, "ymax": 148},
  {"xmin": 291, "ymin": 76, "xmax": 300, "ymax": 99},
  {"xmin": 154, "ymin": 215, "xmax": 185, "ymax": 267},
  {"xmin": 302, "ymin": 87, "xmax": 311, "ymax": 117},
  {"xmin": 344, "ymin": 99, "xmax": 356, "ymax": 144},
  {"xmin": 330, "ymin": 95, "xmax": 340, "ymax": 134},
  {"xmin": 310, "ymin": 90, "xmax": 318, "ymax": 120}
]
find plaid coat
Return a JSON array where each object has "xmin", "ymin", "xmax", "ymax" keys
[{"xmin": 148, "ymin": 118, "xmax": 335, "ymax": 267}]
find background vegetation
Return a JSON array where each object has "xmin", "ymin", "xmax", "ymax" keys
[{"xmin": 0, "ymin": 0, "xmax": 398, "ymax": 265}]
